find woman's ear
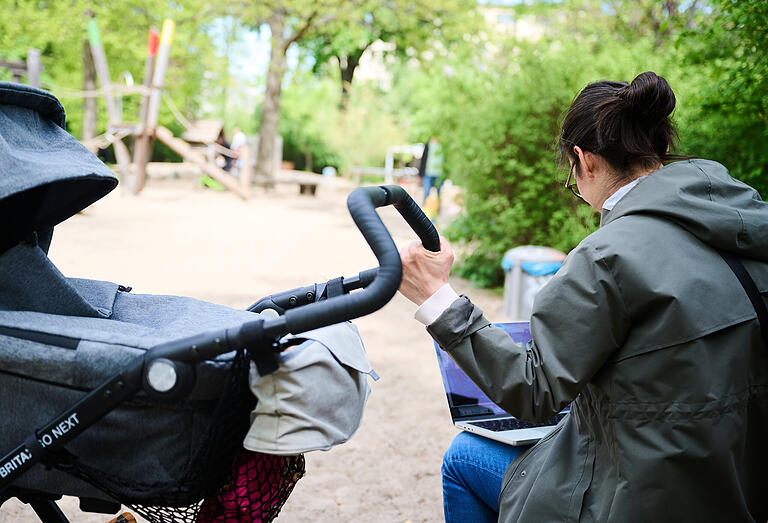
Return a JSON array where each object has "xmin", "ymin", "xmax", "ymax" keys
[
  {"xmin": 573, "ymin": 146, "xmax": 590, "ymax": 178},
  {"xmin": 574, "ymin": 146, "xmax": 598, "ymax": 180}
]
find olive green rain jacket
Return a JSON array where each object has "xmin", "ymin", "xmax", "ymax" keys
[{"xmin": 428, "ymin": 159, "xmax": 768, "ymax": 522}]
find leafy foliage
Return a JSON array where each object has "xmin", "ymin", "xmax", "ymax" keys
[
  {"xmin": 391, "ymin": 0, "xmax": 766, "ymax": 287},
  {"xmin": 303, "ymin": 0, "xmax": 479, "ymax": 109},
  {"xmin": 277, "ymin": 74, "xmax": 342, "ymax": 171},
  {"xmin": 394, "ymin": 19, "xmax": 675, "ymax": 285},
  {"xmin": 0, "ymin": 0, "xmax": 216, "ymax": 139},
  {"xmin": 676, "ymin": 0, "xmax": 768, "ymax": 197}
]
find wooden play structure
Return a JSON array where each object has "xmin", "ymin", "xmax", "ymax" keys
[
  {"xmin": 6, "ymin": 16, "xmax": 322, "ymax": 199},
  {"xmin": 0, "ymin": 48, "xmax": 42, "ymax": 87},
  {"xmin": 75, "ymin": 17, "xmax": 252, "ymax": 199},
  {"xmin": 68, "ymin": 16, "xmax": 321, "ymax": 199}
]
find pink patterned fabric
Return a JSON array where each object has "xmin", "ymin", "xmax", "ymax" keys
[{"xmin": 198, "ymin": 450, "xmax": 285, "ymax": 523}]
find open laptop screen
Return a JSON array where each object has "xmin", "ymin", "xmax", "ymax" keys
[{"xmin": 433, "ymin": 322, "xmax": 531, "ymax": 420}]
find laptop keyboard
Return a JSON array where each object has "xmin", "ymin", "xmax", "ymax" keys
[{"xmin": 471, "ymin": 412, "xmax": 567, "ymax": 432}]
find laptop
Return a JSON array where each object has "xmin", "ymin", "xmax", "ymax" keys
[{"xmin": 433, "ymin": 321, "xmax": 569, "ymax": 446}]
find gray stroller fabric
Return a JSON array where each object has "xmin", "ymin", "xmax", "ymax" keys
[
  {"xmin": 0, "ymin": 239, "xmax": 260, "ymax": 501},
  {"xmin": 0, "ymin": 83, "xmax": 257, "ymax": 502},
  {"xmin": 0, "ymin": 82, "xmax": 117, "ymax": 253},
  {"xmin": 245, "ymin": 321, "xmax": 377, "ymax": 455}
]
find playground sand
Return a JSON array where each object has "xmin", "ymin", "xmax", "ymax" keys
[{"xmin": 0, "ymin": 176, "xmax": 504, "ymax": 523}]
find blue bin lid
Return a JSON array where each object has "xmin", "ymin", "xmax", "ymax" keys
[
  {"xmin": 520, "ymin": 261, "xmax": 562, "ymax": 276},
  {"xmin": 502, "ymin": 258, "xmax": 563, "ymax": 276}
]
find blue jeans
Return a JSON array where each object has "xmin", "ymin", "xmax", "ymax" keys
[
  {"xmin": 422, "ymin": 175, "xmax": 443, "ymax": 204},
  {"xmin": 442, "ymin": 432, "xmax": 530, "ymax": 523}
]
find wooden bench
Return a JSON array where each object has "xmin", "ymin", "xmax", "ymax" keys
[{"xmin": 252, "ymin": 169, "xmax": 322, "ymax": 196}]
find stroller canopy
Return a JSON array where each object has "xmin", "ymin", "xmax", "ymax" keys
[{"xmin": 0, "ymin": 82, "xmax": 117, "ymax": 253}]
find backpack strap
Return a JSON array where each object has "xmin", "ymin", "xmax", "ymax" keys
[{"xmin": 717, "ymin": 249, "xmax": 768, "ymax": 346}]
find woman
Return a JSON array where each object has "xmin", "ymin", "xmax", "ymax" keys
[{"xmin": 399, "ymin": 72, "xmax": 768, "ymax": 522}]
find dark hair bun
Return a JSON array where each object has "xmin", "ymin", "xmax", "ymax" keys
[{"xmin": 619, "ymin": 71, "xmax": 676, "ymax": 124}]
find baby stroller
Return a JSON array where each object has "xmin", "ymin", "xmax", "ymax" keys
[{"xmin": 0, "ymin": 83, "xmax": 439, "ymax": 522}]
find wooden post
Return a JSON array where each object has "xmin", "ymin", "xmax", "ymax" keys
[
  {"xmin": 131, "ymin": 28, "xmax": 159, "ymax": 194},
  {"xmin": 87, "ymin": 18, "xmax": 117, "ymax": 123},
  {"xmin": 87, "ymin": 17, "xmax": 132, "ymax": 183},
  {"xmin": 146, "ymin": 20, "xmax": 174, "ymax": 132},
  {"xmin": 155, "ymin": 126, "xmax": 248, "ymax": 200},
  {"xmin": 384, "ymin": 147, "xmax": 394, "ymax": 184},
  {"xmin": 82, "ymin": 39, "xmax": 98, "ymax": 149},
  {"xmin": 26, "ymin": 48, "xmax": 40, "ymax": 88},
  {"xmin": 239, "ymin": 144, "xmax": 251, "ymax": 197}
]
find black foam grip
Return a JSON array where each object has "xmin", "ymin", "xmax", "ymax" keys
[
  {"xmin": 270, "ymin": 186, "xmax": 438, "ymax": 335},
  {"xmin": 358, "ymin": 268, "xmax": 379, "ymax": 288},
  {"xmin": 383, "ymin": 185, "xmax": 440, "ymax": 252},
  {"xmin": 284, "ymin": 185, "xmax": 440, "ymax": 334},
  {"xmin": 279, "ymin": 187, "xmax": 396, "ymax": 333}
]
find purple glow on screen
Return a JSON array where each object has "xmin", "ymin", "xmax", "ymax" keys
[{"xmin": 434, "ymin": 322, "xmax": 531, "ymax": 417}]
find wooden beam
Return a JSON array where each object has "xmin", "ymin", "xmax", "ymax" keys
[
  {"xmin": 26, "ymin": 48, "xmax": 40, "ymax": 87},
  {"xmin": 87, "ymin": 18, "xmax": 132, "ymax": 183},
  {"xmin": 82, "ymin": 40, "xmax": 98, "ymax": 148},
  {"xmin": 131, "ymin": 28, "xmax": 159, "ymax": 195},
  {"xmin": 154, "ymin": 126, "xmax": 249, "ymax": 200}
]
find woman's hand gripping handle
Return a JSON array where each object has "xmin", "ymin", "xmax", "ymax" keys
[{"xmin": 399, "ymin": 235, "xmax": 455, "ymax": 306}]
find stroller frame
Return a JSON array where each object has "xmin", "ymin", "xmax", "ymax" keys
[{"xmin": 0, "ymin": 185, "xmax": 438, "ymax": 522}]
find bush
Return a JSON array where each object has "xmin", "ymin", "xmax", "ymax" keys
[
  {"xmin": 394, "ymin": 16, "xmax": 730, "ymax": 287},
  {"xmin": 676, "ymin": 0, "xmax": 768, "ymax": 197}
]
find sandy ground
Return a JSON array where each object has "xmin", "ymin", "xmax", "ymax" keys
[{"xmin": 0, "ymin": 176, "xmax": 505, "ymax": 522}]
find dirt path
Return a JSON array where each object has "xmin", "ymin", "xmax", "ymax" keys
[{"xmin": 0, "ymin": 178, "xmax": 504, "ymax": 522}]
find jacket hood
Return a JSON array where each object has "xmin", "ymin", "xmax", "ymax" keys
[
  {"xmin": 0, "ymin": 82, "xmax": 118, "ymax": 254},
  {"xmin": 601, "ymin": 159, "xmax": 768, "ymax": 260}
]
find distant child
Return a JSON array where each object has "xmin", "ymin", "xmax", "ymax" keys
[{"xmin": 419, "ymin": 137, "xmax": 444, "ymax": 205}]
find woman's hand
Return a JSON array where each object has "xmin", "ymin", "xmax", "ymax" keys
[{"xmin": 399, "ymin": 236, "xmax": 455, "ymax": 306}]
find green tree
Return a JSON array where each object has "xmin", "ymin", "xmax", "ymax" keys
[
  {"xmin": 0, "ymin": 0, "xmax": 216, "ymax": 140},
  {"xmin": 676, "ymin": 0, "xmax": 768, "ymax": 197},
  {"xmin": 304, "ymin": 0, "xmax": 478, "ymax": 111},
  {"xmin": 277, "ymin": 72, "xmax": 341, "ymax": 171},
  {"xmin": 232, "ymin": 1, "xmax": 359, "ymax": 182}
]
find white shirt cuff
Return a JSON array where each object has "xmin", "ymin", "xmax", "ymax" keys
[{"xmin": 414, "ymin": 283, "xmax": 461, "ymax": 325}]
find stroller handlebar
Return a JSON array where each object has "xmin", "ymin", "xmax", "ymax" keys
[
  {"xmin": 263, "ymin": 185, "xmax": 439, "ymax": 336},
  {"xmin": 0, "ymin": 186, "xmax": 438, "ymax": 489}
]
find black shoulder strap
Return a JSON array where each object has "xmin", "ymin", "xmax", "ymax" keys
[{"xmin": 717, "ymin": 249, "xmax": 768, "ymax": 346}]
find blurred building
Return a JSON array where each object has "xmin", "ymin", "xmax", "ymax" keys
[{"xmin": 355, "ymin": 40, "xmax": 396, "ymax": 91}]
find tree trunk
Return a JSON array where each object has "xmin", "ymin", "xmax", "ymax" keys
[
  {"xmin": 338, "ymin": 48, "xmax": 365, "ymax": 112},
  {"xmin": 256, "ymin": 13, "xmax": 288, "ymax": 183},
  {"xmin": 82, "ymin": 39, "xmax": 98, "ymax": 144}
]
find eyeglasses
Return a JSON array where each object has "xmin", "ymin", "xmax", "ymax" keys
[{"xmin": 564, "ymin": 161, "xmax": 586, "ymax": 202}]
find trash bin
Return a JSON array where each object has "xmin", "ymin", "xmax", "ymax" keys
[{"xmin": 502, "ymin": 246, "xmax": 566, "ymax": 320}]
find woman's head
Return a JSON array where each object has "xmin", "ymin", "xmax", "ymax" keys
[{"xmin": 558, "ymin": 71, "xmax": 679, "ymax": 181}]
